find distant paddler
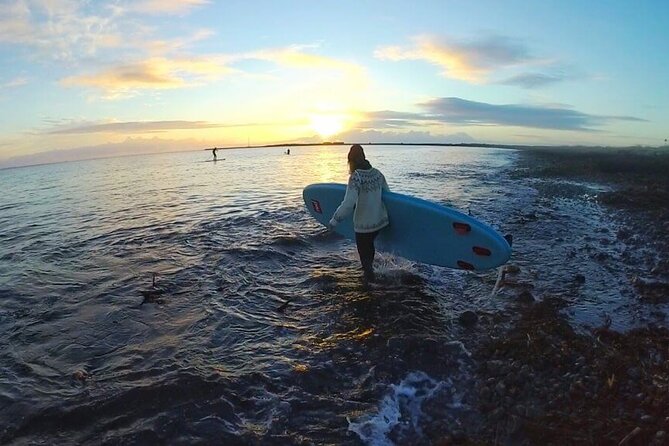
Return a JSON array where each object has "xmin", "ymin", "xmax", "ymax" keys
[{"xmin": 204, "ymin": 147, "xmax": 220, "ymax": 161}]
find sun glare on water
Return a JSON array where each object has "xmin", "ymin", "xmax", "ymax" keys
[{"xmin": 309, "ymin": 113, "xmax": 344, "ymax": 139}]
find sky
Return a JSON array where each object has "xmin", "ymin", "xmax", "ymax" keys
[{"xmin": 0, "ymin": 0, "xmax": 668, "ymax": 167}]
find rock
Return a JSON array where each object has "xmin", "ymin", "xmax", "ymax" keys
[
  {"xmin": 641, "ymin": 414, "xmax": 654, "ymax": 424},
  {"xmin": 458, "ymin": 310, "xmax": 478, "ymax": 326},
  {"xmin": 479, "ymin": 386, "xmax": 492, "ymax": 400},
  {"xmin": 72, "ymin": 369, "xmax": 90, "ymax": 381},
  {"xmin": 485, "ymin": 360, "xmax": 506, "ymax": 376},
  {"xmin": 495, "ymin": 381, "xmax": 506, "ymax": 397},
  {"xmin": 517, "ymin": 290, "xmax": 535, "ymax": 303}
]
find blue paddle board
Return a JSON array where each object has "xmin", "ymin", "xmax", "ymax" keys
[{"xmin": 303, "ymin": 183, "xmax": 511, "ymax": 270}]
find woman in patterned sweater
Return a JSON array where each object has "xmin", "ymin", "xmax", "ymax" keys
[{"xmin": 329, "ymin": 145, "xmax": 390, "ymax": 281}]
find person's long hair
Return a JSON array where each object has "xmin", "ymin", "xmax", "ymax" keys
[{"xmin": 348, "ymin": 144, "xmax": 372, "ymax": 174}]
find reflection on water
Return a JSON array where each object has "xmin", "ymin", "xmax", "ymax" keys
[{"xmin": 2, "ymin": 144, "xmax": 645, "ymax": 444}]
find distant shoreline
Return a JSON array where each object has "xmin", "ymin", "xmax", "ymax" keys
[
  {"xmin": 206, "ymin": 141, "xmax": 669, "ymax": 155},
  {"xmin": 3, "ymin": 142, "xmax": 668, "ymax": 171}
]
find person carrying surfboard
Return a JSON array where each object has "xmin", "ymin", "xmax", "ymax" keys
[{"xmin": 328, "ymin": 144, "xmax": 390, "ymax": 281}]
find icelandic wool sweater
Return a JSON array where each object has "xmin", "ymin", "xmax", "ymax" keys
[{"xmin": 329, "ymin": 167, "xmax": 390, "ymax": 233}]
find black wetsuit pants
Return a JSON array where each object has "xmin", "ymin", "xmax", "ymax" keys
[{"xmin": 355, "ymin": 230, "xmax": 380, "ymax": 275}]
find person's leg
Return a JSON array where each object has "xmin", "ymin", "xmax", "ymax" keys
[{"xmin": 355, "ymin": 231, "xmax": 379, "ymax": 279}]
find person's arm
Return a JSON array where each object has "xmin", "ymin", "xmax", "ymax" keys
[
  {"xmin": 329, "ymin": 174, "xmax": 359, "ymax": 227},
  {"xmin": 382, "ymin": 174, "xmax": 390, "ymax": 192}
]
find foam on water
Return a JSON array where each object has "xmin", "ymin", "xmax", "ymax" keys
[{"xmin": 347, "ymin": 370, "xmax": 469, "ymax": 445}]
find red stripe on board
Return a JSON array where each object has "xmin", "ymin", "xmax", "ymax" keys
[
  {"xmin": 453, "ymin": 222, "xmax": 471, "ymax": 235},
  {"xmin": 473, "ymin": 246, "xmax": 492, "ymax": 256},
  {"xmin": 457, "ymin": 260, "xmax": 475, "ymax": 270}
]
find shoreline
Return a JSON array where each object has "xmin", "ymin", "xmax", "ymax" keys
[
  {"xmin": 3, "ymin": 141, "xmax": 667, "ymax": 172},
  {"xmin": 209, "ymin": 141, "xmax": 669, "ymax": 154},
  {"xmin": 460, "ymin": 147, "xmax": 669, "ymax": 445}
]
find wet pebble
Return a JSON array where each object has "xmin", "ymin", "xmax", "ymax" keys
[
  {"xmin": 479, "ymin": 386, "xmax": 492, "ymax": 400},
  {"xmin": 72, "ymin": 369, "xmax": 90, "ymax": 382},
  {"xmin": 485, "ymin": 360, "xmax": 506, "ymax": 376},
  {"xmin": 495, "ymin": 381, "xmax": 506, "ymax": 397},
  {"xmin": 641, "ymin": 414, "xmax": 654, "ymax": 424}
]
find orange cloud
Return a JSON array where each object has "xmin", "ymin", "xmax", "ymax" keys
[
  {"xmin": 61, "ymin": 57, "xmax": 233, "ymax": 97},
  {"xmin": 130, "ymin": 0, "xmax": 210, "ymax": 15},
  {"xmin": 375, "ymin": 35, "xmax": 535, "ymax": 83},
  {"xmin": 249, "ymin": 46, "xmax": 365, "ymax": 77}
]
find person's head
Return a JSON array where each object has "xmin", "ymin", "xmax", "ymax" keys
[{"xmin": 348, "ymin": 144, "xmax": 370, "ymax": 173}]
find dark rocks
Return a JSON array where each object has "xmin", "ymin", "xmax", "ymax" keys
[
  {"xmin": 517, "ymin": 289, "xmax": 535, "ymax": 303},
  {"xmin": 458, "ymin": 310, "xmax": 478, "ymax": 326},
  {"xmin": 72, "ymin": 369, "xmax": 90, "ymax": 382}
]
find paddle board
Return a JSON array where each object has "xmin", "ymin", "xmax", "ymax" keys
[{"xmin": 303, "ymin": 183, "xmax": 511, "ymax": 270}]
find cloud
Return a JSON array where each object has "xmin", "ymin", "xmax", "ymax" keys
[
  {"xmin": 0, "ymin": 0, "xmax": 124, "ymax": 61},
  {"xmin": 41, "ymin": 118, "xmax": 301, "ymax": 135},
  {"xmin": 357, "ymin": 110, "xmax": 432, "ymax": 129},
  {"xmin": 60, "ymin": 57, "xmax": 234, "ymax": 96},
  {"xmin": 344, "ymin": 129, "xmax": 475, "ymax": 144},
  {"xmin": 0, "ymin": 1, "xmax": 211, "ymax": 63},
  {"xmin": 375, "ymin": 34, "xmax": 535, "ymax": 82},
  {"xmin": 129, "ymin": 0, "xmax": 210, "ymax": 15},
  {"xmin": 498, "ymin": 72, "xmax": 567, "ymax": 88},
  {"xmin": 1, "ymin": 76, "xmax": 29, "ymax": 88},
  {"xmin": 248, "ymin": 45, "xmax": 365, "ymax": 77},
  {"xmin": 419, "ymin": 97, "xmax": 645, "ymax": 130},
  {"xmin": 46, "ymin": 120, "xmax": 225, "ymax": 134},
  {"xmin": 361, "ymin": 97, "xmax": 646, "ymax": 132}
]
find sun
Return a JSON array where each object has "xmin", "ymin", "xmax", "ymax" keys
[{"xmin": 309, "ymin": 113, "xmax": 344, "ymax": 139}]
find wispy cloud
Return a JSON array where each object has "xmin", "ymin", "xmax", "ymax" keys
[
  {"xmin": 46, "ymin": 120, "xmax": 225, "ymax": 134},
  {"xmin": 2, "ymin": 76, "xmax": 29, "ymax": 88},
  {"xmin": 0, "ymin": 0, "xmax": 124, "ymax": 61},
  {"xmin": 375, "ymin": 34, "xmax": 535, "ymax": 83},
  {"xmin": 251, "ymin": 46, "xmax": 359, "ymax": 71},
  {"xmin": 60, "ymin": 57, "xmax": 234, "ymax": 97},
  {"xmin": 60, "ymin": 45, "xmax": 367, "ymax": 97},
  {"xmin": 129, "ymin": 0, "xmax": 210, "ymax": 15},
  {"xmin": 498, "ymin": 72, "xmax": 567, "ymax": 88},
  {"xmin": 0, "ymin": 0, "xmax": 210, "ymax": 62},
  {"xmin": 362, "ymin": 97, "xmax": 646, "ymax": 131},
  {"xmin": 421, "ymin": 97, "xmax": 645, "ymax": 130},
  {"xmin": 42, "ymin": 119, "xmax": 301, "ymax": 134}
]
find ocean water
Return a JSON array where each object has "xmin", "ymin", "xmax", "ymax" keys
[{"xmin": 0, "ymin": 144, "xmax": 658, "ymax": 444}]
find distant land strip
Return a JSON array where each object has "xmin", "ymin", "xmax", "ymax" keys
[{"xmin": 205, "ymin": 142, "xmax": 669, "ymax": 154}]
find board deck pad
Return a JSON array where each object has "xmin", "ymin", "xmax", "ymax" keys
[{"xmin": 303, "ymin": 183, "xmax": 511, "ymax": 270}]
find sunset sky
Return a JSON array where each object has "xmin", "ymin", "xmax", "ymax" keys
[{"xmin": 1, "ymin": 0, "xmax": 667, "ymax": 167}]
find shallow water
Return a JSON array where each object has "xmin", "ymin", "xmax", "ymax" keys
[{"xmin": 0, "ymin": 145, "xmax": 663, "ymax": 444}]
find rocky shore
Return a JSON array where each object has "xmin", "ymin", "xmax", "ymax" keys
[{"xmin": 461, "ymin": 147, "xmax": 669, "ymax": 445}]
